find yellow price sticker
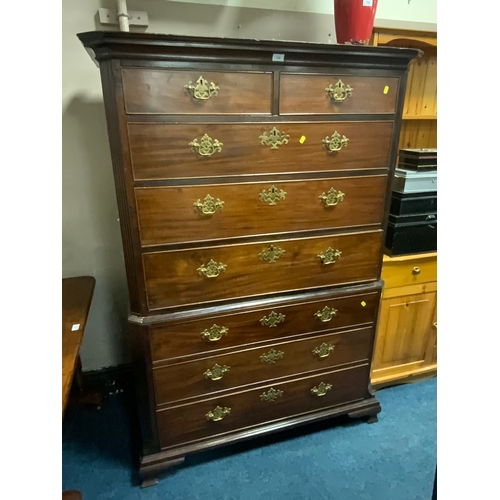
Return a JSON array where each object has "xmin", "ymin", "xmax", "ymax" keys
[
  {"xmin": 383, "ymin": 86, "xmax": 389, "ymax": 94},
  {"xmin": 299, "ymin": 135, "xmax": 306, "ymax": 144},
  {"xmin": 361, "ymin": 301, "xmax": 367, "ymax": 307}
]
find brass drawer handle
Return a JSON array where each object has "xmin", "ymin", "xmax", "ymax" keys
[
  {"xmin": 194, "ymin": 194, "xmax": 224, "ymax": 215},
  {"xmin": 312, "ymin": 343, "xmax": 335, "ymax": 358},
  {"xmin": 260, "ymin": 311, "xmax": 286, "ymax": 327},
  {"xmin": 318, "ymin": 248, "xmax": 342, "ymax": 265},
  {"xmin": 311, "ymin": 382, "xmax": 333, "ymax": 397},
  {"xmin": 204, "ymin": 363, "xmax": 230, "ymax": 381},
  {"xmin": 260, "ymin": 388, "xmax": 283, "ymax": 402},
  {"xmin": 259, "ymin": 185, "xmax": 287, "ymax": 206},
  {"xmin": 206, "ymin": 406, "xmax": 231, "ymax": 422},
  {"xmin": 200, "ymin": 324, "xmax": 229, "ymax": 342},
  {"xmin": 259, "ymin": 245, "xmax": 285, "ymax": 263},
  {"xmin": 260, "ymin": 348, "xmax": 284, "ymax": 364},
  {"xmin": 319, "ymin": 188, "xmax": 345, "ymax": 207},
  {"xmin": 259, "ymin": 127, "xmax": 290, "ymax": 150},
  {"xmin": 412, "ymin": 266, "xmax": 421, "ymax": 275},
  {"xmin": 189, "ymin": 134, "xmax": 223, "ymax": 156},
  {"xmin": 322, "ymin": 132, "xmax": 349, "ymax": 152},
  {"xmin": 198, "ymin": 259, "xmax": 227, "ymax": 278},
  {"xmin": 184, "ymin": 76, "xmax": 219, "ymax": 100},
  {"xmin": 314, "ymin": 306, "xmax": 338, "ymax": 322},
  {"xmin": 325, "ymin": 79, "xmax": 353, "ymax": 102}
]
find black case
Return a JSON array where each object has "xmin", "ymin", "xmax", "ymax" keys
[
  {"xmin": 389, "ymin": 191, "xmax": 437, "ymax": 216},
  {"xmin": 398, "ymin": 148, "xmax": 437, "ymax": 171},
  {"xmin": 388, "ymin": 213, "xmax": 436, "ymax": 224},
  {"xmin": 385, "ymin": 214, "xmax": 437, "ymax": 256}
]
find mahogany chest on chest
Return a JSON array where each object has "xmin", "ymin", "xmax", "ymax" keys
[{"xmin": 78, "ymin": 31, "xmax": 418, "ymax": 486}]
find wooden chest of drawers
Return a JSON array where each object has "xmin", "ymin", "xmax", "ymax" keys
[{"xmin": 78, "ymin": 31, "xmax": 418, "ymax": 487}]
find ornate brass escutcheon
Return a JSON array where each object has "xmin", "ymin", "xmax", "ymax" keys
[
  {"xmin": 194, "ymin": 194, "xmax": 225, "ymax": 215},
  {"xmin": 204, "ymin": 363, "xmax": 230, "ymax": 381},
  {"xmin": 206, "ymin": 406, "xmax": 231, "ymax": 422},
  {"xmin": 318, "ymin": 248, "xmax": 342, "ymax": 265},
  {"xmin": 259, "ymin": 127, "xmax": 290, "ymax": 149},
  {"xmin": 260, "ymin": 311, "xmax": 286, "ymax": 328},
  {"xmin": 259, "ymin": 185, "xmax": 287, "ymax": 206},
  {"xmin": 189, "ymin": 134, "xmax": 223, "ymax": 156},
  {"xmin": 259, "ymin": 387, "xmax": 284, "ymax": 402},
  {"xmin": 184, "ymin": 76, "xmax": 219, "ymax": 100},
  {"xmin": 197, "ymin": 259, "xmax": 227, "ymax": 278},
  {"xmin": 322, "ymin": 131, "xmax": 349, "ymax": 153},
  {"xmin": 319, "ymin": 188, "xmax": 345, "ymax": 207},
  {"xmin": 259, "ymin": 245, "xmax": 286, "ymax": 263},
  {"xmin": 200, "ymin": 324, "xmax": 229, "ymax": 342},
  {"xmin": 311, "ymin": 381, "xmax": 333, "ymax": 397},
  {"xmin": 260, "ymin": 348, "xmax": 285, "ymax": 364},
  {"xmin": 312, "ymin": 342, "xmax": 335, "ymax": 358},
  {"xmin": 314, "ymin": 306, "xmax": 338, "ymax": 322},
  {"xmin": 325, "ymin": 79, "xmax": 353, "ymax": 102}
]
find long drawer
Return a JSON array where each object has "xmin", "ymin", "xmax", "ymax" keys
[
  {"xmin": 127, "ymin": 121, "xmax": 393, "ymax": 180},
  {"xmin": 280, "ymin": 74, "xmax": 399, "ymax": 115},
  {"xmin": 150, "ymin": 289, "xmax": 381, "ymax": 362},
  {"xmin": 122, "ymin": 68, "xmax": 273, "ymax": 115},
  {"xmin": 143, "ymin": 230, "xmax": 383, "ymax": 310},
  {"xmin": 156, "ymin": 363, "xmax": 370, "ymax": 448},
  {"xmin": 135, "ymin": 175, "xmax": 387, "ymax": 246},
  {"xmin": 154, "ymin": 326, "xmax": 373, "ymax": 405}
]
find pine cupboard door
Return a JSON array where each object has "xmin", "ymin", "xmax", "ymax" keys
[
  {"xmin": 370, "ymin": 284, "xmax": 437, "ymax": 385},
  {"xmin": 429, "ymin": 304, "xmax": 437, "ymax": 365}
]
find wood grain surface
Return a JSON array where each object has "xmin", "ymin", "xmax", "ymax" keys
[
  {"xmin": 143, "ymin": 230, "xmax": 383, "ymax": 310},
  {"xmin": 135, "ymin": 175, "xmax": 388, "ymax": 246},
  {"xmin": 122, "ymin": 68, "xmax": 273, "ymax": 115},
  {"xmin": 62, "ymin": 277, "xmax": 95, "ymax": 416},
  {"xmin": 127, "ymin": 121, "xmax": 394, "ymax": 180}
]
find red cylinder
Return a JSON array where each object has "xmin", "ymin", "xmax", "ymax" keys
[{"xmin": 334, "ymin": 0, "xmax": 379, "ymax": 45}]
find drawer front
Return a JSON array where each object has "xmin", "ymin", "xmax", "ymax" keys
[
  {"xmin": 150, "ymin": 289, "xmax": 381, "ymax": 362},
  {"xmin": 154, "ymin": 327, "xmax": 374, "ymax": 405},
  {"xmin": 122, "ymin": 69, "xmax": 273, "ymax": 115},
  {"xmin": 136, "ymin": 175, "xmax": 387, "ymax": 247},
  {"xmin": 156, "ymin": 363, "xmax": 370, "ymax": 448},
  {"xmin": 143, "ymin": 230, "xmax": 383, "ymax": 310},
  {"xmin": 128, "ymin": 121, "xmax": 393, "ymax": 180},
  {"xmin": 382, "ymin": 254, "xmax": 437, "ymax": 289},
  {"xmin": 280, "ymin": 74, "xmax": 399, "ymax": 115}
]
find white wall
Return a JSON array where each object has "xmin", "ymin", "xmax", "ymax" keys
[
  {"xmin": 62, "ymin": 0, "xmax": 436, "ymax": 371},
  {"xmin": 164, "ymin": 0, "xmax": 437, "ymax": 28},
  {"xmin": 63, "ymin": 0, "xmax": 130, "ymax": 371}
]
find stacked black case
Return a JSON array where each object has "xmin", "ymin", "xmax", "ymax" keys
[{"xmin": 385, "ymin": 149, "xmax": 437, "ymax": 256}]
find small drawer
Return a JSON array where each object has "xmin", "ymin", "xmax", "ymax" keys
[
  {"xmin": 143, "ymin": 229, "xmax": 383, "ymax": 310},
  {"xmin": 122, "ymin": 68, "xmax": 273, "ymax": 115},
  {"xmin": 381, "ymin": 253, "xmax": 437, "ymax": 289},
  {"xmin": 127, "ymin": 121, "xmax": 393, "ymax": 180},
  {"xmin": 280, "ymin": 74, "xmax": 399, "ymax": 115},
  {"xmin": 153, "ymin": 326, "xmax": 374, "ymax": 405},
  {"xmin": 150, "ymin": 288, "xmax": 380, "ymax": 361},
  {"xmin": 156, "ymin": 363, "xmax": 370, "ymax": 449},
  {"xmin": 135, "ymin": 175, "xmax": 388, "ymax": 247}
]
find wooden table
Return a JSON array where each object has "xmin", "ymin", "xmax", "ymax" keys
[
  {"xmin": 62, "ymin": 276, "xmax": 96, "ymax": 500},
  {"xmin": 62, "ymin": 276, "xmax": 95, "ymax": 417}
]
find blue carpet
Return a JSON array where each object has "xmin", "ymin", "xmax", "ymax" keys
[{"xmin": 62, "ymin": 377, "xmax": 437, "ymax": 499}]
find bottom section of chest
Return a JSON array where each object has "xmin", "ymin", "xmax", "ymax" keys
[{"xmin": 129, "ymin": 283, "xmax": 383, "ymax": 486}]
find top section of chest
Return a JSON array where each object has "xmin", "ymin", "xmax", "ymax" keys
[{"xmin": 78, "ymin": 31, "xmax": 419, "ymax": 120}]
